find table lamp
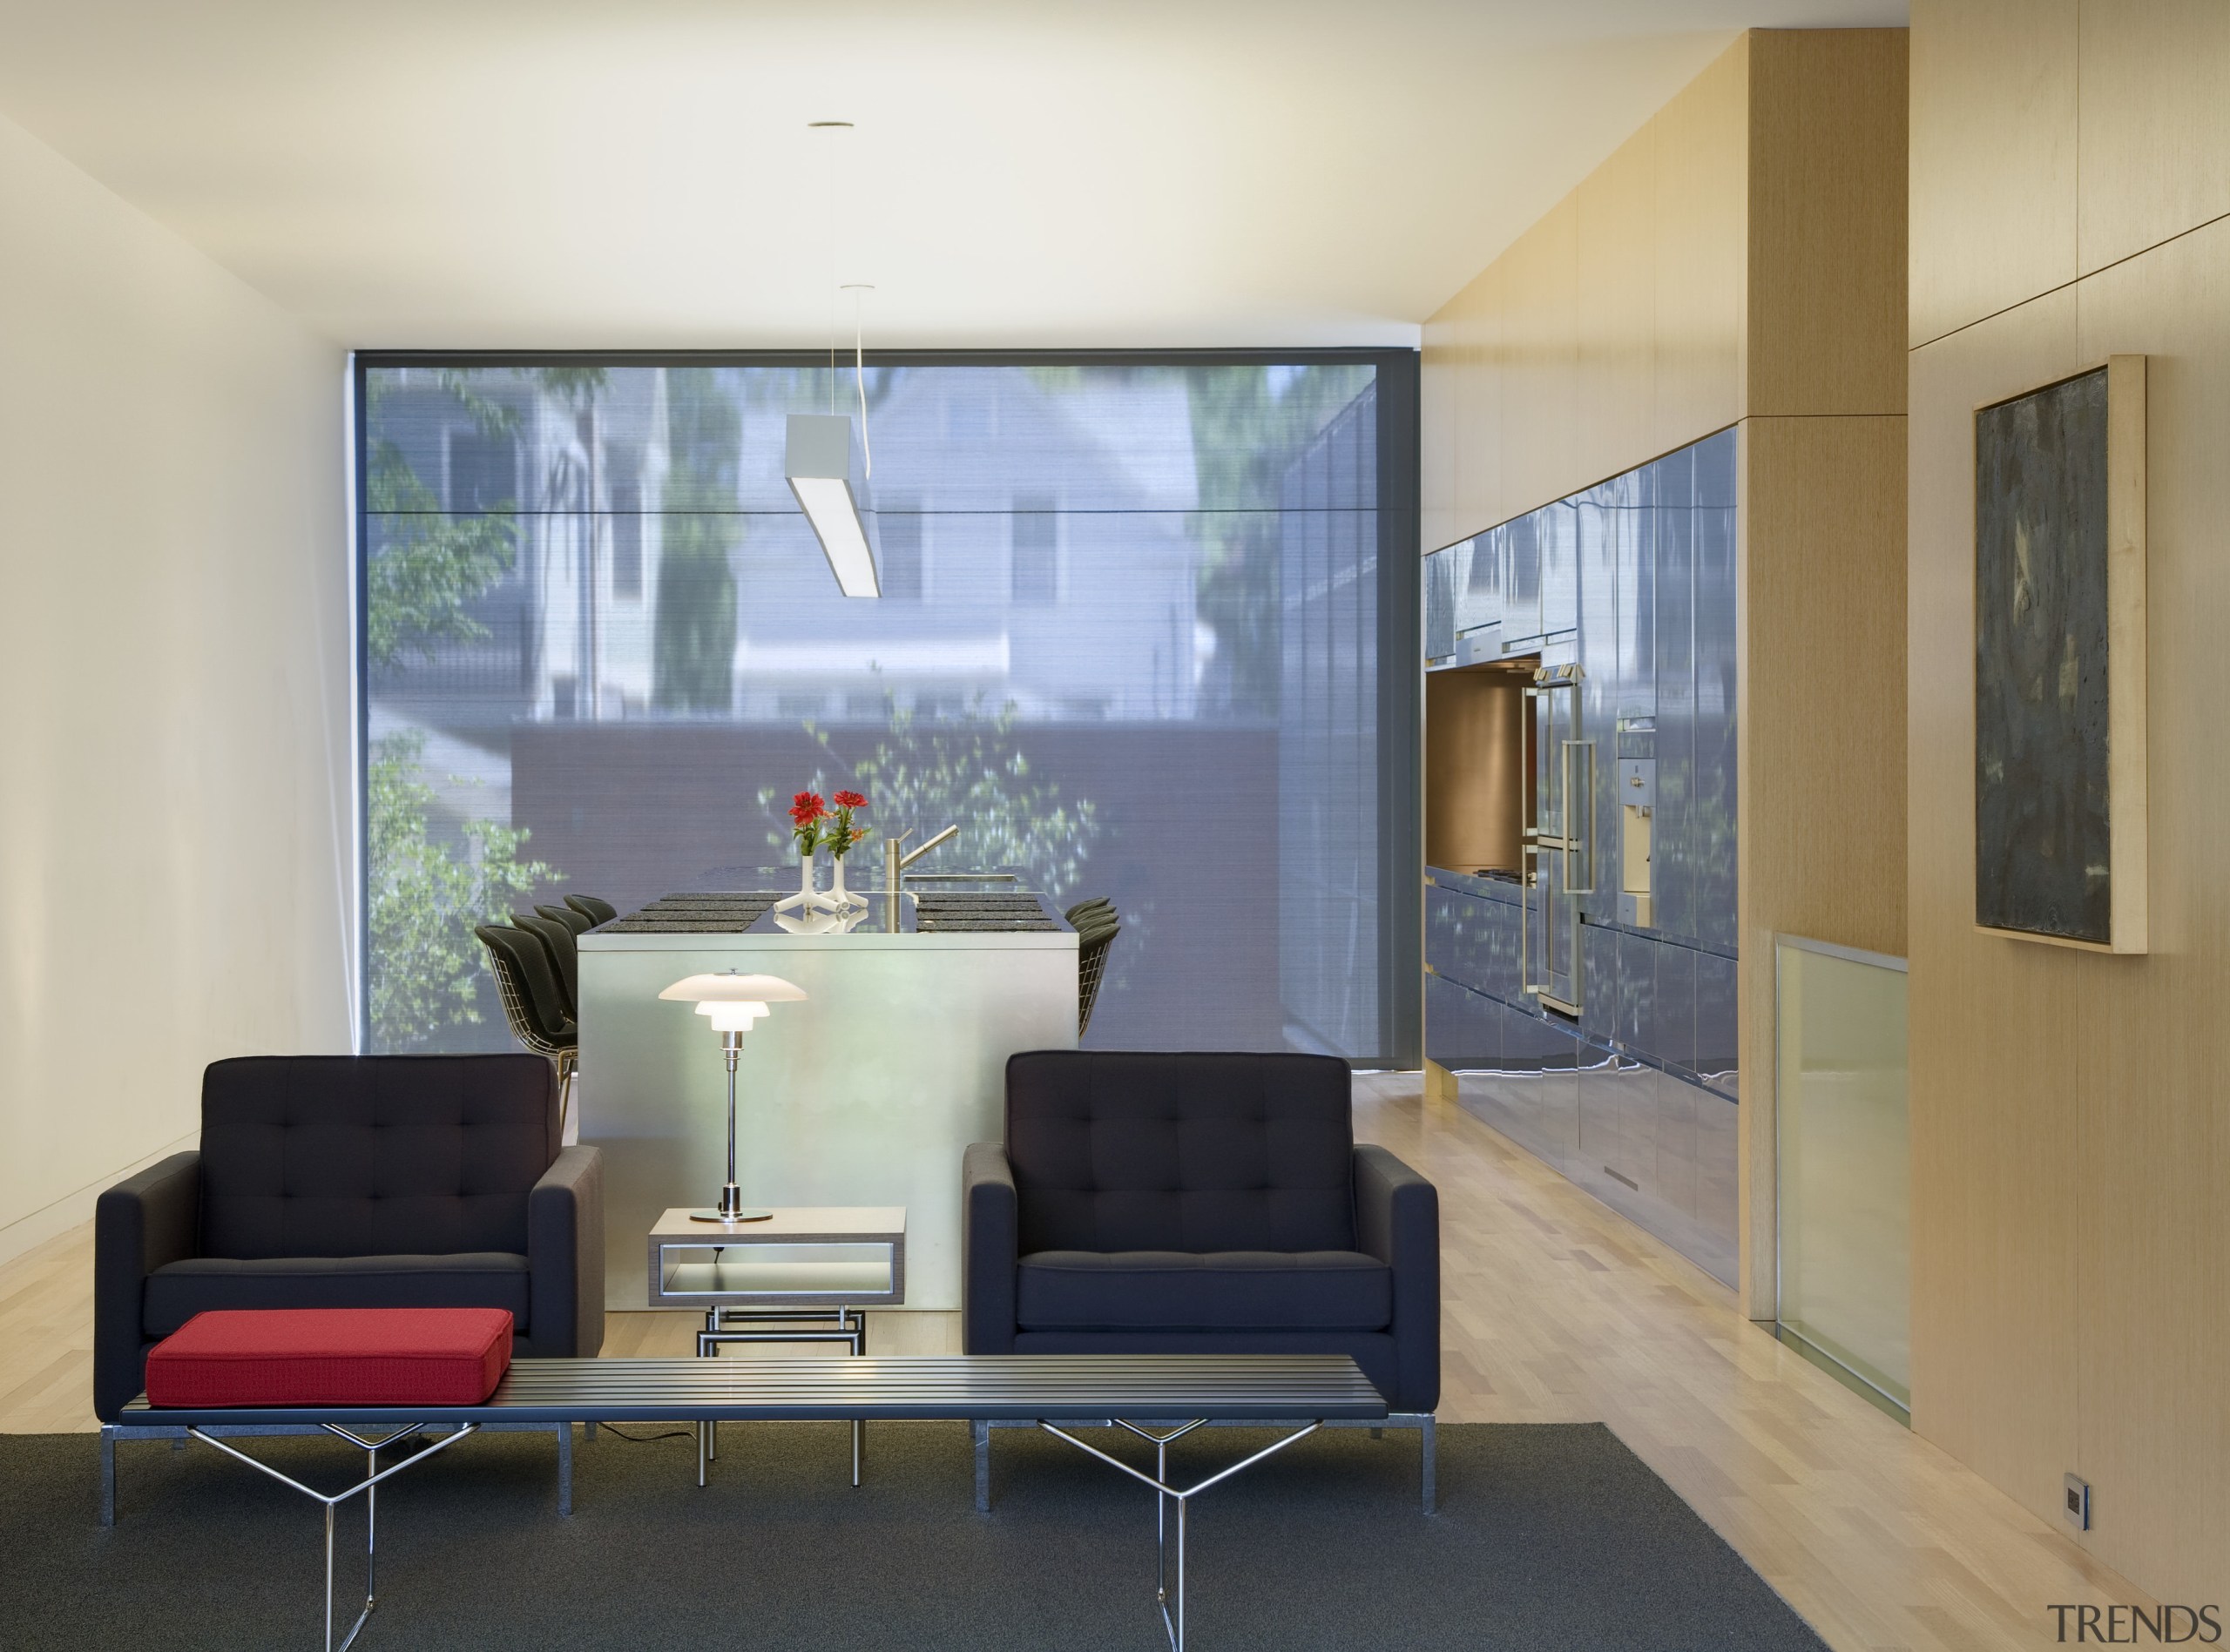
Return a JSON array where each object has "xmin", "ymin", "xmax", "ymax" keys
[{"xmin": 659, "ymin": 970, "xmax": 808, "ymax": 1224}]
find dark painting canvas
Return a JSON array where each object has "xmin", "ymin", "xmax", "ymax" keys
[{"xmin": 1974, "ymin": 367, "xmax": 2112, "ymax": 944}]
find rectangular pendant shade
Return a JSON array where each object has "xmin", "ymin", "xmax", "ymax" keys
[{"xmin": 785, "ymin": 413, "xmax": 881, "ymax": 597}]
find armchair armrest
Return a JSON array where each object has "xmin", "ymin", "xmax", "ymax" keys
[
  {"xmin": 529, "ymin": 1145, "xmax": 605, "ymax": 1357},
  {"xmin": 94, "ymin": 1151, "xmax": 200, "ymax": 1421},
  {"xmin": 963, "ymin": 1141, "xmax": 1018, "ymax": 1354},
  {"xmin": 1354, "ymin": 1143, "xmax": 1440, "ymax": 1413}
]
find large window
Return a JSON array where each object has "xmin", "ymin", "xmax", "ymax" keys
[{"xmin": 357, "ymin": 352, "xmax": 1418, "ymax": 1062}]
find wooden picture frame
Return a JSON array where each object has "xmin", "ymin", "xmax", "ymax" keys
[{"xmin": 1972, "ymin": 354, "xmax": 2147, "ymax": 954}]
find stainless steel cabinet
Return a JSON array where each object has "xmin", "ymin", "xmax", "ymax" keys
[
  {"xmin": 1423, "ymin": 545, "xmax": 1457, "ymax": 662},
  {"xmin": 1423, "ymin": 972, "xmax": 1497, "ymax": 1070},
  {"xmin": 1539, "ymin": 500, "xmax": 1578, "ymax": 637},
  {"xmin": 1504, "ymin": 513, "xmax": 1541, "ymax": 644},
  {"xmin": 1692, "ymin": 431, "xmax": 1739, "ymax": 949},
  {"xmin": 1455, "ymin": 532, "xmax": 1499, "ymax": 637},
  {"xmin": 1422, "ymin": 426, "xmax": 1741, "ymax": 1288}
]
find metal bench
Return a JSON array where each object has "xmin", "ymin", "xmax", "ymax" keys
[{"xmin": 112, "ymin": 1352, "xmax": 1391, "ymax": 1652}]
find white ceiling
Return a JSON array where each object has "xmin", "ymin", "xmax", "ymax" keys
[{"xmin": 0, "ymin": 0, "xmax": 1905, "ymax": 350}]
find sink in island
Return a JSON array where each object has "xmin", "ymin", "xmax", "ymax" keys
[{"xmin": 577, "ymin": 874, "xmax": 1079, "ymax": 1313}]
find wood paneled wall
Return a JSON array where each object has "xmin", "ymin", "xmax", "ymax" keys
[
  {"xmin": 1421, "ymin": 30, "xmax": 1909, "ymax": 1321},
  {"xmin": 1909, "ymin": 0, "xmax": 2230, "ymax": 1603},
  {"xmin": 1421, "ymin": 39, "xmax": 1744, "ymax": 550}
]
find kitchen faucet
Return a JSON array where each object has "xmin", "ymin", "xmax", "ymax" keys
[{"xmin": 883, "ymin": 825, "xmax": 960, "ymax": 930}]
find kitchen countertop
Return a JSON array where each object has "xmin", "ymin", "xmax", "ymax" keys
[{"xmin": 580, "ymin": 878, "xmax": 1076, "ymax": 949}]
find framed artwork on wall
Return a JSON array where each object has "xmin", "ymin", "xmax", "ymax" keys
[{"xmin": 1972, "ymin": 354, "xmax": 2147, "ymax": 953}]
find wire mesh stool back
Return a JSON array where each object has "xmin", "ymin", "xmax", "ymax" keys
[
  {"xmin": 476, "ymin": 925, "xmax": 579, "ymax": 1136},
  {"xmin": 1077, "ymin": 920, "xmax": 1119, "ymax": 1038}
]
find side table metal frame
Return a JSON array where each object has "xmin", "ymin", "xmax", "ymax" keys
[{"xmin": 694, "ymin": 1305, "xmax": 868, "ymax": 1486}]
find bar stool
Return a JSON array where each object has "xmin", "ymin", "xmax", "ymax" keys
[
  {"xmin": 564, "ymin": 894, "xmax": 619, "ymax": 927},
  {"xmin": 537, "ymin": 902, "xmax": 592, "ymax": 935},
  {"xmin": 1074, "ymin": 907, "xmax": 1120, "ymax": 1037},
  {"xmin": 512, "ymin": 911, "xmax": 580, "ymax": 1021},
  {"xmin": 476, "ymin": 924, "xmax": 580, "ymax": 1135}
]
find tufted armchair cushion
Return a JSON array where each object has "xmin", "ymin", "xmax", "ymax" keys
[
  {"xmin": 1004, "ymin": 1050, "xmax": 1357, "ymax": 1254},
  {"xmin": 199, "ymin": 1055, "xmax": 554, "ymax": 1258}
]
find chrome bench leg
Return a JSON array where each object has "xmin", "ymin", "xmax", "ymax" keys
[
  {"xmin": 973, "ymin": 1419, "xmax": 990, "ymax": 1513},
  {"xmin": 99, "ymin": 1425, "xmax": 117, "ymax": 1527},
  {"xmin": 556, "ymin": 1421, "xmax": 573, "ymax": 1517},
  {"xmin": 184, "ymin": 1422, "xmax": 476, "ymax": 1652},
  {"xmin": 1042, "ymin": 1419, "xmax": 1321, "ymax": 1652}
]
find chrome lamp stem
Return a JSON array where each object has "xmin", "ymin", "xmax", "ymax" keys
[
  {"xmin": 717, "ymin": 1031, "xmax": 744, "ymax": 1220},
  {"xmin": 693, "ymin": 1028, "xmax": 771, "ymax": 1223}
]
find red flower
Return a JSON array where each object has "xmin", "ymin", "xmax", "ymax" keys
[
  {"xmin": 833, "ymin": 791, "xmax": 868, "ymax": 811},
  {"xmin": 788, "ymin": 791, "xmax": 827, "ymax": 826}
]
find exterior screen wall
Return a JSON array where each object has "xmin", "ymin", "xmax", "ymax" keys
[{"xmin": 358, "ymin": 353, "xmax": 1418, "ymax": 1064}]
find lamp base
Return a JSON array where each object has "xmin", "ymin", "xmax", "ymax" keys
[{"xmin": 692, "ymin": 1184, "xmax": 771, "ymax": 1224}]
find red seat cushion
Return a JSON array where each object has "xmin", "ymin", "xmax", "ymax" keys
[{"xmin": 144, "ymin": 1308, "xmax": 514, "ymax": 1407}]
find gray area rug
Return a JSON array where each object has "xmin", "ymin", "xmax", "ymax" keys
[{"xmin": 0, "ymin": 1423, "xmax": 1827, "ymax": 1649}]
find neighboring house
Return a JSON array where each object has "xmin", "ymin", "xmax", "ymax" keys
[
  {"xmin": 369, "ymin": 366, "xmax": 672, "ymax": 737},
  {"xmin": 378, "ymin": 364, "xmax": 1206, "ymax": 737},
  {"xmin": 726, "ymin": 366, "xmax": 1203, "ymax": 725},
  {"xmin": 524, "ymin": 370, "xmax": 671, "ymax": 723}
]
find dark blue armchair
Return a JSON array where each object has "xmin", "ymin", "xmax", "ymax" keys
[{"xmin": 963, "ymin": 1050, "xmax": 1439, "ymax": 1417}]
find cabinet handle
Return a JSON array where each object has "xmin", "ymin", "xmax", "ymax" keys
[
  {"xmin": 1519, "ymin": 686, "xmax": 1534, "ymax": 997},
  {"xmin": 1563, "ymin": 740, "xmax": 1597, "ymax": 895}
]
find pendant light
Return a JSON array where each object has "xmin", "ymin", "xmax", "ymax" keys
[
  {"xmin": 786, "ymin": 406, "xmax": 878, "ymax": 597},
  {"xmin": 787, "ymin": 122, "xmax": 880, "ymax": 597}
]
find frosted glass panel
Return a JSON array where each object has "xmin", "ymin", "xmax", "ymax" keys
[{"xmin": 1775, "ymin": 938, "xmax": 1909, "ymax": 1410}]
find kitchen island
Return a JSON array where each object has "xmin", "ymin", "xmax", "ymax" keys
[{"xmin": 577, "ymin": 878, "xmax": 1078, "ymax": 1312}]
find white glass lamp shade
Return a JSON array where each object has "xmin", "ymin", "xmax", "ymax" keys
[
  {"xmin": 659, "ymin": 972, "xmax": 807, "ymax": 1035},
  {"xmin": 697, "ymin": 1001, "xmax": 768, "ymax": 1032}
]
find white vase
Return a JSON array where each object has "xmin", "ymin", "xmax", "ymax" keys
[
  {"xmin": 775, "ymin": 846, "xmax": 831, "ymax": 914},
  {"xmin": 829, "ymin": 854, "xmax": 867, "ymax": 907}
]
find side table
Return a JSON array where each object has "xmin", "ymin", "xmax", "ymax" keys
[{"xmin": 645, "ymin": 1206, "xmax": 906, "ymax": 1485}]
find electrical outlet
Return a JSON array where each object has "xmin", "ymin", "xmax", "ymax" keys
[{"xmin": 2064, "ymin": 1473, "xmax": 2091, "ymax": 1533}]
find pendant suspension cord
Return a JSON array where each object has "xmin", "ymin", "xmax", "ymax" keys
[
  {"xmin": 808, "ymin": 121, "xmax": 852, "ymax": 415},
  {"xmin": 845, "ymin": 284, "xmax": 873, "ymax": 480}
]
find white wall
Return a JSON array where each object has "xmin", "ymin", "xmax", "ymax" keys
[{"xmin": 0, "ymin": 110, "xmax": 354, "ymax": 1263}]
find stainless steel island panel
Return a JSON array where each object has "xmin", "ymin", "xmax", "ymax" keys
[{"xmin": 578, "ymin": 924, "xmax": 1077, "ymax": 1312}]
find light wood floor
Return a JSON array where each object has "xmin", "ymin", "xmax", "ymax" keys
[{"xmin": 0, "ymin": 1074, "xmax": 2147, "ymax": 1649}]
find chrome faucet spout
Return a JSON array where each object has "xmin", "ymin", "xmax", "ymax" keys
[
  {"xmin": 898, "ymin": 824, "xmax": 960, "ymax": 870},
  {"xmin": 883, "ymin": 824, "xmax": 961, "ymax": 931}
]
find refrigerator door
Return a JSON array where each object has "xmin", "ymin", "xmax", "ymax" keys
[{"xmin": 1524, "ymin": 657, "xmax": 1592, "ymax": 1016}]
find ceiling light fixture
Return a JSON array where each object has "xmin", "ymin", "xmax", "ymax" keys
[
  {"xmin": 787, "ymin": 121, "xmax": 881, "ymax": 598},
  {"xmin": 786, "ymin": 409, "xmax": 879, "ymax": 597}
]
